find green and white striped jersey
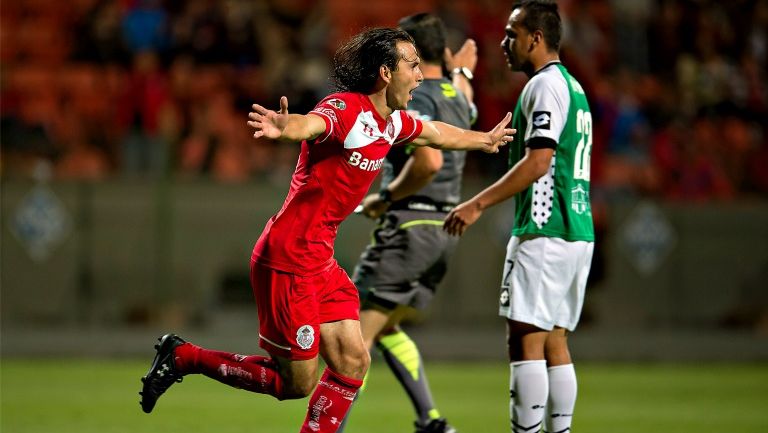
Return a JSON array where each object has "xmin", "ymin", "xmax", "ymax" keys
[{"xmin": 509, "ymin": 62, "xmax": 594, "ymax": 241}]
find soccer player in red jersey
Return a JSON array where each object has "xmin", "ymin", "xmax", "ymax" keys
[{"xmin": 139, "ymin": 27, "xmax": 515, "ymax": 433}]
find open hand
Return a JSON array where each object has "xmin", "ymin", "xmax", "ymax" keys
[
  {"xmin": 484, "ymin": 112, "xmax": 515, "ymax": 153},
  {"xmin": 445, "ymin": 38, "xmax": 478, "ymax": 74},
  {"xmin": 248, "ymin": 96, "xmax": 290, "ymax": 139}
]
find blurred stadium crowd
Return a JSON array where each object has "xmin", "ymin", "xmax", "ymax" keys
[{"xmin": 2, "ymin": 0, "xmax": 767, "ymax": 201}]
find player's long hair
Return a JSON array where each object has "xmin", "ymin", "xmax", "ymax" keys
[{"xmin": 330, "ymin": 28, "xmax": 415, "ymax": 94}]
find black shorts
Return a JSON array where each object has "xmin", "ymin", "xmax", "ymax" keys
[{"xmin": 352, "ymin": 210, "xmax": 458, "ymax": 311}]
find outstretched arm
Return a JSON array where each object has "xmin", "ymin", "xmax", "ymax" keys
[
  {"xmin": 443, "ymin": 147, "xmax": 554, "ymax": 236},
  {"xmin": 411, "ymin": 112, "xmax": 515, "ymax": 153},
  {"xmin": 248, "ymin": 96, "xmax": 326, "ymax": 142}
]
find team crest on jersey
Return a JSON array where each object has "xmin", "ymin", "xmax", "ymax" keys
[
  {"xmin": 327, "ymin": 98, "xmax": 346, "ymax": 110},
  {"xmin": 532, "ymin": 111, "xmax": 551, "ymax": 130},
  {"xmin": 296, "ymin": 325, "xmax": 315, "ymax": 350},
  {"xmin": 571, "ymin": 185, "xmax": 590, "ymax": 215},
  {"xmin": 386, "ymin": 118, "xmax": 395, "ymax": 137}
]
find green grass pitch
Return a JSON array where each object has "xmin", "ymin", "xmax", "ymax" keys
[{"xmin": 2, "ymin": 359, "xmax": 767, "ymax": 433}]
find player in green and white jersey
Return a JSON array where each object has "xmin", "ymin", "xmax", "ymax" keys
[{"xmin": 444, "ymin": 1, "xmax": 593, "ymax": 432}]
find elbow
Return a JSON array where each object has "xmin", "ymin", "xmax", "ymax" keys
[
  {"xmin": 424, "ymin": 159, "xmax": 442, "ymax": 176},
  {"xmin": 417, "ymin": 149, "xmax": 443, "ymax": 176},
  {"xmin": 411, "ymin": 161, "xmax": 440, "ymax": 181},
  {"xmin": 526, "ymin": 148, "xmax": 555, "ymax": 179},
  {"xmin": 532, "ymin": 158, "xmax": 552, "ymax": 179}
]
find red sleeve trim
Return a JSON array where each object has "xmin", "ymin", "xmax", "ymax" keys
[{"xmin": 309, "ymin": 110, "xmax": 334, "ymax": 144}]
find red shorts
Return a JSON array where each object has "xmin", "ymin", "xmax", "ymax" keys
[{"xmin": 250, "ymin": 259, "xmax": 360, "ymax": 360}]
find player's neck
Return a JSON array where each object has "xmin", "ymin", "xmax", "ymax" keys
[
  {"xmin": 367, "ymin": 91, "xmax": 394, "ymax": 119},
  {"xmin": 420, "ymin": 62, "xmax": 443, "ymax": 80},
  {"xmin": 529, "ymin": 52, "xmax": 560, "ymax": 76}
]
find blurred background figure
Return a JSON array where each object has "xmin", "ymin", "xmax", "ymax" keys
[{"xmin": 3, "ymin": 0, "xmax": 766, "ymax": 196}]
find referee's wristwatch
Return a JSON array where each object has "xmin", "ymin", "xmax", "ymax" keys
[
  {"xmin": 378, "ymin": 187, "xmax": 393, "ymax": 205},
  {"xmin": 452, "ymin": 66, "xmax": 473, "ymax": 81}
]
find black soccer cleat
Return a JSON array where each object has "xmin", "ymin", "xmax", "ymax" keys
[
  {"xmin": 139, "ymin": 333, "xmax": 187, "ymax": 413},
  {"xmin": 414, "ymin": 418, "xmax": 458, "ymax": 433}
]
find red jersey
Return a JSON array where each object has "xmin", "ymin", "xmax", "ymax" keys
[{"xmin": 252, "ymin": 92, "xmax": 424, "ymax": 275}]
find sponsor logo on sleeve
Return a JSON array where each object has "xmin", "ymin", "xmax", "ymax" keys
[
  {"xmin": 327, "ymin": 98, "xmax": 346, "ymax": 110},
  {"xmin": 532, "ymin": 111, "xmax": 551, "ymax": 130},
  {"xmin": 314, "ymin": 107, "xmax": 338, "ymax": 123}
]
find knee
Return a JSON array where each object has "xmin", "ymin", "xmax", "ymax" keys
[
  {"xmin": 379, "ymin": 324, "xmax": 401, "ymax": 336},
  {"xmin": 544, "ymin": 335, "xmax": 571, "ymax": 365},
  {"xmin": 336, "ymin": 347, "xmax": 370, "ymax": 381},
  {"xmin": 347, "ymin": 348, "xmax": 371, "ymax": 380},
  {"xmin": 506, "ymin": 322, "xmax": 547, "ymax": 361}
]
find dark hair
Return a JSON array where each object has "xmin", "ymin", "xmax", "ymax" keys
[
  {"xmin": 513, "ymin": 0, "xmax": 562, "ymax": 52},
  {"xmin": 330, "ymin": 27, "xmax": 415, "ymax": 93},
  {"xmin": 397, "ymin": 13, "xmax": 447, "ymax": 64}
]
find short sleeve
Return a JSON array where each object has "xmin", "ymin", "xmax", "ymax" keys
[
  {"xmin": 309, "ymin": 94, "xmax": 355, "ymax": 144},
  {"xmin": 521, "ymin": 74, "xmax": 570, "ymax": 146},
  {"xmin": 393, "ymin": 110, "xmax": 424, "ymax": 146}
]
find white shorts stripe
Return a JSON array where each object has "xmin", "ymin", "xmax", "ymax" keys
[{"xmin": 258, "ymin": 333, "xmax": 292, "ymax": 351}]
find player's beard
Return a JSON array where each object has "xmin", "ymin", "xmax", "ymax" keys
[{"xmin": 504, "ymin": 46, "xmax": 534, "ymax": 78}]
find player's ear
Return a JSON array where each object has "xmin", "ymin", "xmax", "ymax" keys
[
  {"xmin": 531, "ymin": 30, "xmax": 544, "ymax": 51},
  {"xmin": 380, "ymin": 65, "xmax": 392, "ymax": 83}
]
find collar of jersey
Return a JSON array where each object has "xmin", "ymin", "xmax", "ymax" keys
[
  {"xmin": 532, "ymin": 61, "xmax": 562, "ymax": 77},
  {"xmin": 363, "ymin": 94, "xmax": 393, "ymax": 130}
]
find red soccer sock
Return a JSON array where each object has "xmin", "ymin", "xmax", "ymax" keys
[
  {"xmin": 174, "ymin": 342, "xmax": 283, "ymax": 399},
  {"xmin": 300, "ymin": 368, "xmax": 363, "ymax": 433}
]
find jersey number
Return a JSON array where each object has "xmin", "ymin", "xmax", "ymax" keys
[{"xmin": 574, "ymin": 109, "xmax": 592, "ymax": 181}]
